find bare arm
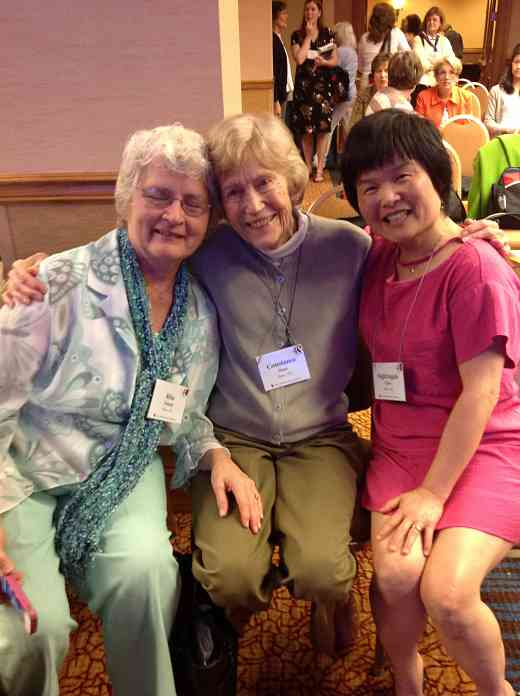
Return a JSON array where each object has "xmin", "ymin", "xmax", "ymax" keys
[
  {"xmin": 292, "ymin": 34, "xmax": 312, "ymax": 65},
  {"xmin": 378, "ymin": 346, "xmax": 504, "ymax": 555}
]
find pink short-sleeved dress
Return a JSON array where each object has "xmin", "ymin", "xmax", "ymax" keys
[{"xmin": 360, "ymin": 237, "xmax": 520, "ymax": 543}]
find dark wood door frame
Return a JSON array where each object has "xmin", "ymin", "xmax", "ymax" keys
[{"xmin": 482, "ymin": 0, "xmax": 513, "ymax": 87}]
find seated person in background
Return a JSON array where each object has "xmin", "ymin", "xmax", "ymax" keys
[
  {"xmin": 347, "ymin": 52, "xmax": 389, "ymax": 134},
  {"xmin": 366, "ymin": 50, "xmax": 423, "ymax": 115},
  {"xmin": 0, "ymin": 123, "xmax": 224, "ymax": 696},
  {"xmin": 485, "ymin": 43, "xmax": 520, "ymax": 138},
  {"xmin": 342, "ymin": 108, "xmax": 520, "ymax": 696},
  {"xmin": 401, "ymin": 13, "xmax": 422, "ymax": 48},
  {"xmin": 415, "ymin": 55, "xmax": 479, "ymax": 128}
]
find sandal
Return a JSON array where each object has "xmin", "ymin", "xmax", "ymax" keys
[{"xmin": 314, "ymin": 172, "xmax": 325, "ymax": 183}]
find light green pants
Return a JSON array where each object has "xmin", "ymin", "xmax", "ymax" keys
[
  {"xmin": 191, "ymin": 425, "xmax": 368, "ymax": 611},
  {"xmin": 0, "ymin": 459, "xmax": 180, "ymax": 696}
]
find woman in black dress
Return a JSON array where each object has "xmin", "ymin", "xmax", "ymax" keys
[{"xmin": 291, "ymin": 0, "xmax": 338, "ymax": 182}]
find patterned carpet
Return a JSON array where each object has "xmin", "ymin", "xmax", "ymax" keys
[
  {"xmin": 59, "ymin": 510, "xmax": 520, "ymax": 696},
  {"xmin": 58, "ymin": 408, "xmax": 519, "ymax": 695}
]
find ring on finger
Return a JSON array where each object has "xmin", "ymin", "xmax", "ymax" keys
[{"xmin": 412, "ymin": 522, "xmax": 423, "ymax": 532}]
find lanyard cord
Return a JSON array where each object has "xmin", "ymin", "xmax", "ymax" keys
[{"xmin": 371, "ymin": 241, "xmax": 441, "ymax": 363}]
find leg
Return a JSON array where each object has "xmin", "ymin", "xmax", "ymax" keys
[
  {"xmin": 80, "ymin": 457, "xmax": 179, "ymax": 696},
  {"xmin": 0, "ymin": 493, "xmax": 75, "ymax": 696},
  {"xmin": 371, "ymin": 511, "xmax": 427, "ymax": 696},
  {"xmin": 191, "ymin": 429, "xmax": 277, "ymax": 611},
  {"xmin": 421, "ymin": 528, "xmax": 513, "ymax": 696},
  {"xmin": 315, "ymin": 132, "xmax": 329, "ymax": 180},
  {"xmin": 274, "ymin": 426, "xmax": 365, "ymax": 655},
  {"xmin": 301, "ymin": 133, "xmax": 314, "ymax": 173}
]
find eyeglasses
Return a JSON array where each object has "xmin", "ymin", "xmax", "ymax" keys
[{"xmin": 139, "ymin": 186, "xmax": 211, "ymax": 218}]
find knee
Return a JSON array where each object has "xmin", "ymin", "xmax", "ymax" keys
[
  {"xmin": 196, "ymin": 551, "xmax": 270, "ymax": 610},
  {"xmin": 0, "ymin": 600, "xmax": 72, "ymax": 665},
  {"xmin": 420, "ymin": 575, "xmax": 474, "ymax": 638},
  {"xmin": 291, "ymin": 546, "xmax": 356, "ymax": 602},
  {"xmin": 373, "ymin": 553, "xmax": 422, "ymax": 604}
]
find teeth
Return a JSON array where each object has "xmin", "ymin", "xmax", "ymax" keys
[
  {"xmin": 384, "ymin": 211, "xmax": 409, "ymax": 224},
  {"xmin": 247, "ymin": 215, "xmax": 276, "ymax": 228}
]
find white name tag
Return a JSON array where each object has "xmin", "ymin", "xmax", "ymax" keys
[
  {"xmin": 372, "ymin": 362, "xmax": 406, "ymax": 402},
  {"xmin": 257, "ymin": 344, "xmax": 311, "ymax": 392},
  {"xmin": 147, "ymin": 379, "xmax": 189, "ymax": 424}
]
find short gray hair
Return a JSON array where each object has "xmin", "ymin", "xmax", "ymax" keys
[
  {"xmin": 334, "ymin": 21, "xmax": 357, "ymax": 49},
  {"xmin": 207, "ymin": 113, "xmax": 309, "ymax": 207},
  {"xmin": 115, "ymin": 123, "xmax": 217, "ymax": 225}
]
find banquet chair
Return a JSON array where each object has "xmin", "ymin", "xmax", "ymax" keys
[
  {"xmin": 443, "ymin": 139, "xmax": 463, "ymax": 198},
  {"xmin": 464, "ymin": 82, "xmax": 489, "ymax": 121},
  {"xmin": 440, "ymin": 114, "xmax": 490, "ymax": 179},
  {"xmin": 306, "ymin": 183, "xmax": 362, "ymax": 223},
  {"xmin": 457, "ymin": 78, "xmax": 472, "ymax": 87}
]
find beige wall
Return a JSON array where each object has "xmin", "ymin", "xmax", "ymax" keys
[
  {"xmin": 367, "ymin": 0, "xmax": 487, "ymax": 49},
  {"xmin": 239, "ymin": 0, "xmax": 272, "ymax": 80},
  {"xmin": 0, "ymin": 0, "xmax": 240, "ymax": 173}
]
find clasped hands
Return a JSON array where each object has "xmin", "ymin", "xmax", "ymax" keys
[{"xmin": 377, "ymin": 486, "xmax": 445, "ymax": 556}]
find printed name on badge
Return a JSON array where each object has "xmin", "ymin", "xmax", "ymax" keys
[
  {"xmin": 372, "ymin": 361, "xmax": 406, "ymax": 402},
  {"xmin": 147, "ymin": 379, "xmax": 190, "ymax": 423},
  {"xmin": 257, "ymin": 344, "xmax": 311, "ymax": 392}
]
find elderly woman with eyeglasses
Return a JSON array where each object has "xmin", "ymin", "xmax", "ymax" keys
[{"xmin": 0, "ymin": 123, "xmax": 231, "ymax": 696}]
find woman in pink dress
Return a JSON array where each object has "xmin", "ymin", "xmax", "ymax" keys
[{"xmin": 341, "ymin": 109, "xmax": 520, "ymax": 696}]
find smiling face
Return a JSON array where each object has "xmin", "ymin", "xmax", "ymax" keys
[
  {"xmin": 356, "ymin": 158, "xmax": 443, "ymax": 253},
  {"xmin": 127, "ymin": 159, "xmax": 210, "ymax": 279},
  {"xmin": 219, "ymin": 160, "xmax": 295, "ymax": 252}
]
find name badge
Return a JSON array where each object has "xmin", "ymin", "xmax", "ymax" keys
[
  {"xmin": 257, "ymin": 344, "xmax": 311, "ymax": 392},
  {"xmin": 372, "ymin": 362, "xmax": 406, "ymax": 402},
  {"xmin": 147, "ymin": 379, "xmax": 189, "ymax": 424}
]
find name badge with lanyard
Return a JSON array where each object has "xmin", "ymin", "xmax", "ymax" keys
[
  {"xmin": 147, "ymin": 379, "xmax": 190, "ymax": 424},
  {"xmin": 372, "ymin": 246, "xmax": 440, "ymax": 402},
  {"xmin": 256, "ymin": 248, "xmax": 311, "ymax": 392}
]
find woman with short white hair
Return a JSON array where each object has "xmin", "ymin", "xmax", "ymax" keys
[{"xmin": 0, "ymin": 123, "xmax": 225, "ymax": 696}]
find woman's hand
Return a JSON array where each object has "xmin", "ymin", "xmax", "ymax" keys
[
  {"xmin": 2, "ymin": 253, "xmax": 48, "ymax": 308},
  {"xmin": 376, "ymin": 487, "xmax": 444, "ymax": 556},
  {"xmin": 209, "ymin": 454, "xmax": 263, "ymax": 534},
  {"xmin": 305, "ymin": 19, "xmax": 316, "ymax": 36},
  {"xmin": 461, "ymin": 218, "xmax": 510, "ymax": 258}
]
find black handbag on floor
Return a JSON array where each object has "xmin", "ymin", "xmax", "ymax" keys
[{"xmin": 170, "ymin": 553, "xmax": 238, "ymax": 696}]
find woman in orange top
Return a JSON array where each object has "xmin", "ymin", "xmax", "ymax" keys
[{"xmin": 415, "ymin": 56, "xmax": 479, "ymax": 128}]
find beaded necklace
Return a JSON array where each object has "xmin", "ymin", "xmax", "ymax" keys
[{"xmin": 54, "ymin": 228, "xmax": 189, "ymax": 586}]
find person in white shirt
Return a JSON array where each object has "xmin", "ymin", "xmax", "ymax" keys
[
  {"xmin": 357, "ymin": 2, "xmax": 409, "ymax": 90},
  {"xmin": 413, "ymin": 6, "xmax": 455, "ymax": 89},
  {"xmin": 485, "ymin": 43, "xmax": 520, "ymax": 138}
]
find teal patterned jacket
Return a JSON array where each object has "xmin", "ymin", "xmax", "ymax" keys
[{"xmin": 0, "ymin": 229, "xmax": 222, "ymax": 514}]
